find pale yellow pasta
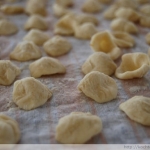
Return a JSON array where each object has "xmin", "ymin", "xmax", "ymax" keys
[
  {"xmin": 74, "ymin": 23, "xmax": 98, "ymax": 40},
  {"xmin": 82, "ymin": 0, "xmax": 102, "ymax": 13},
  {"xmin": 23, "ymin": 29, "xmax": 49, "ymax": 46},
  {"xmin": 10, "ymin": 41, "xmax": 42, "ymax": 61},
  {"xmin": 24, "ymin": 15, "xmax": 48, "ymax": 31},
  {"xmin": 0, "ymin": 115, "xmax": 20, "ymax": 144},
  {"xmin": 90, "ymin": 31, "xmax": 121, "ymax": 60},
  {"xmin": 44, "ymin": 36, "xmax": 72, "ymax": 57},
  {"xmin": 140, "ymin": 4, "xmax": 150, "ymax": 16},
  {"xmin": 0, "ymin": 60, "xmax": 20, "ymax": 86},
  {"xmin": 0, "ymin": 20, "xmax": 18, "ymax": 35},
  {"xmin": 120, "ymin": 96, "xmax": 150, "ymax": 126},
  {"xmin": 13, "ymin": 77, "xmax": 52, "ymax": 110},
  {"xmin": 25, "ymin": 0, "xmax": 47, "ymax": 16},
  {"xmin": 56, "ymin": 112, "xmax": 102, "ymax": 144},
  {"xmin": 103, "ymin": 5, "xmax": 119, "ymax": 20},
  {"xmin": 29, "ymin": 57, "xmax": 66, "ymax": 78},
  {"xmin": 0, "ymin": 4, "xmax": 24, "ymax": 14},
  {"xmin": 54, "ymin": 13, "xmax": 76, "ymax": 35},
  {"xmin": 115, "ymin": 7, "xmax": 140, "ymax": 22},
  {"xmin": 78, "ymin": 71, "xmax": 118, "ymax": 103},
  {"xmin": 115, "ymin": 53, "xmax": 150, "ymax": 79},
  {"xmin": 140, "ymin": 15, "xmax": 150, "ymax": 28},
  {"xmin": 82, "ymin": 52, "xmax": 117, "ymax": 75},
  {"xmin": 110, "ymin": 18, "xmax": 138, "ymax": 34},
  {"xmin": 56, "ymin": 0, "xmax": 73, "ymax": 7},
  {"xmin": 52, "ymin": 3, "xmax": 71, "ymax": 18},
  {"xmin": 112, "ymin": 31, "xmax": 135, "ymax": 48},
  {"xmin": 114, "ymin": 0, "xmax": 138, "ymax": 10}
]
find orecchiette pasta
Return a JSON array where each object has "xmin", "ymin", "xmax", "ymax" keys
[
  {"xmin": 29, "ymin": 57, "xmax": 66, "ymax": 78},
  {"xmin": 110, "ymin": 18, "xmax": 138, "ymax": 34},
  {"xmin": 74, "ymin": 23, "xmax": 98, "ymax": 40},
  {"xmin": 82, "ymin": 0, "xmax": 102, "ymax": 13},
  {"xmin": 52, "ymin": 3, "xmax": 71, "ymax": 18},
  {"xmin": 78, "ymin": 71, "xmax": 118, "ymax": 103},
  {"xmin": 0, "ymin": 114, "xmax": 20, "ymax": 144},
  {"xmin": 13, "ymin": 77, "xmax": 52, "ymax": 110},
  {"xmin": 56, "ymin": 0, "xmax": 73, "ymax": 7},
  {"xmin": 43, "ymin": 36, "xmax": 72, "ymax": 57},
  {"xmin": 140, "ymin": 15, "xmax": 150, "ymax": 28},
  {"xmin": 115, "ymin": 7, "xmax": 140, "ymax": 22},
  {"xmin": 82, "ymin": 52, "xmax": 117, "ymax": 76},
  {"xmin": 10, "ymin": 41, "xmax": 42, "ymax": 61},
  {"xmin": 54, "ymin": 13, "xmax": 76, "ymax": 35},
  {"xmin": 103, "ymin": 5, "xmax": 119, "ymax": 20},
  {"xmin": 24, "ymin": 15, "xmax": 48, "ymax": 31},
  {"xmin": 25, "ymin": 0, "xmax": 47, "ymax": 16},
  {"xmin": 120, "ymin": 96, "xmax": 150, "ymax": 126},
  {"xmin": 23, "ymin": 29, "xmax": 49, "ymax": 46},
  {"xmin": 140, "ymin": 4, "xmax": 150, "ymax": 16},
  {"xmin": 75, "ymin": 14, "xmax": 98, "ymax": 26},
  {"xmin": 0, "ymin": 4, "xmax": 24, "ymax": 14},
  {"xmin": 112, "ymin": 31, "xmax": 135, "ymax": 48},
  {"xmin": 0, "ymin": 20, "xmax": 18, "ymax": 35},
  {"xmin": 90, "ymin": 31, "xmax": 121, "ymax": 60},
  {"xmin": 115, "ymin": 53, "xmax": 150, "ymax": 79},
  {"xmin": 0, "ymin": 60, "xmax": 20, "ymax": 85},
  {"xmin": 56, "ymin": 112, "xmax": 102, "ymax": 144},
  {"xmin": 114, "ymin": 0, "xmax": 138, "ymax": 10}
]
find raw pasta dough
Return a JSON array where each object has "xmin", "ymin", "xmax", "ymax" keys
[
  {"xmin": 78, "ymin": 71, "xmax": 118, "ymax": 103},
  {"xmin": 0, "ymin": 60, "xmax": 20, "ymax": 85},
  {"xmin": 0, "ymin": 114, "xmax": 20, "ymax": 144},
  {"xmin": 13, "ymin": 77, "xmax": 52, "ymax": 110},
  {"xmin": 56, "ymin": 112, "xmax": 102, "ymax": 144}
]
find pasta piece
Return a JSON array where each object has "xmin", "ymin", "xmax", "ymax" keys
[
  {"xmin": 112, "ymin": 31, "xmax": 135, "ymax": 48},
  {"xmin": 75, "ymin": 14, "xmax": 98, "ymax": 26},
  {"xmin": 54, "ymin": 13, "xmax": 76, "ymax": 35},
  {"xmin": 114, "ymin": 0, "xmax": 138, "ymax": 10},
  {"xmin": 0, "ymin": 4, "xmax": 24, "ymax": 14},
  {"xmin": 140, "ymin": 4, "xmax": 150, "ymax": 16},
  {"xmin": 44, "ymin": 36, "xmax": 71, "ymax": 57},
  {"xmin": 23, "ymin": 29, "xmax": 49, "ymax": 46},
  {"xmin": 52, "ymin": 3, "xmax": 71, "ymax": 18},
  {"xmin": 13, "ymin": 77, "xmax": 52, "ymax": 110},
  {"xmin": 115, "ymin": 7, "xmax": 140, "ymax": 22},
  {"xmin": 24, "ymin": 15, "xmax": 48, "ymax": 31},
  {"xmin": 74, "ymin": 23, "xmax": 98, "ymax": 40},
  {"xmin": 0, "ymin": 114, "xmax": 20, "ymax": 144},
  {"xmin": 82, "ymin": 0, "xmax": 102, "ymax": 13},
  {"xmin": 0, "ymin": 20, "xmax": 18, "ymax": 35},
  {"xmin": 82, "ymin": 52, "xmax": 117, "ymax": 75},
  {"xmin": 90, "ymin": 31, "xmax": 121, "ymax": 60},
  {"xmin": 120, "ymin": 96, "xmax": 150, "ymax": 126},
  {"xmin": 140, "ymin": 15, "xmax": 150, "ymax": 28},
  {"xmin": 10, "ymin": 41, "xmax": 42, "ymax": 61},
  {"xmin": 78, "ymin": 71, "xmax": 118, "ymax": 103},
  {"xmin": 115, "ymin": 53, "xmax": 150, "ymax": 79},
  {"xmin": 56, "ymin": 0, "xmax": 73, "ymax": 7},
  {"xmin": 25, "ymin": 0, "xmax": 47, "ymax": 16},
  {"xmin": 56, "ymin": 112, "xmax": 102, "ymax": 144},
  {"xmin": 103, "ymin": 5, "xmax": 119, "ymax": 20},
  {"xmin": 146, "ymin": 33, "xmax": 150, "ymax": 45},
  {"xmin": 0, "ymin": 60, "xmax": 20, "ymax": 85},
  {"xmin": 29, "ymin": 57, "xmax": 66, "ymax": 78},
  {"xmin": 110, "ymin": 18, "xmax": 138, "ymax": 34}
]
